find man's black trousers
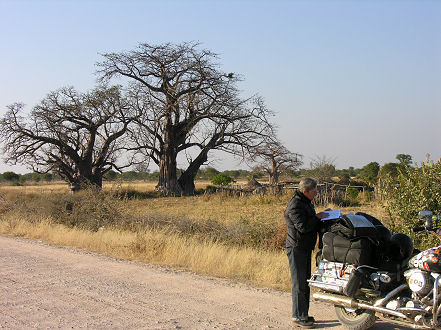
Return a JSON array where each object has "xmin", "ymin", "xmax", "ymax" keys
[{"xmin": 286, "ymin": 247, "xmax": 312, "ymax": 320}]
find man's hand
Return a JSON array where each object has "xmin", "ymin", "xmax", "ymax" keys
[
  {"xmin": 316, "ymin": 208, "xmax": 332, "ymax": 219},
  {"xmin": 316, "ymin": 212, "xmax": 329, "ymax": 219}
]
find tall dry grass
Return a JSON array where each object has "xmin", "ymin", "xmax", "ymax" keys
[
  {"xmin": 0, "ymin": 180, "xmax": 389, "ymax": 290},
  {"xmin": 0, "ymin": 214, "xmax": 289, "ymax": 289}
]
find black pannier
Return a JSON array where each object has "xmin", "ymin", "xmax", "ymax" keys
[
  {"xmin": 321, "ymin": 214, "xmax": 378, "ymax": 266},
  {"xmin": 322, "ymin": 232, "xmax": 373, "ymax": 265},
  {"xmin": 329, "ymin": 214, "xmax": 378, "ymax": 240}
]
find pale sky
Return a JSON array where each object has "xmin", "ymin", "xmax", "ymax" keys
[{"xmin": 1, "ymin": 0, "xmax": 440, "ymax": 173}]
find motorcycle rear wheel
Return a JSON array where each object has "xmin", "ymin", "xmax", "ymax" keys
[{"xmin": 335, "ymin": 305, "xmax": 376, "ymax": 330}]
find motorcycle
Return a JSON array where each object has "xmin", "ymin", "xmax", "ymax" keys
[{"xmin": 309, "ymin": 210, "xmax": 441, "ymax": 329}]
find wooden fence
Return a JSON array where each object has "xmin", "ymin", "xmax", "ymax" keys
[{"xmin": 212, "ymin": 181, "xmax": 376, "ymax": 204}]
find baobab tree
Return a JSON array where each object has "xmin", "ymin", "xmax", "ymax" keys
[
  {"xmin": 97, "ymin": 42, "xmax": 274, "ymax": 195},
  {"xmin": 0, "ymin": 86, "xmax": 139, "ymax": 191},
  {"xmin": 251, "ymin": 139, "xmax": 302, "ymax": 185}
]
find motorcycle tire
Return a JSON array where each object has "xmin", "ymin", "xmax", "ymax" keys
[{"xmin": 335, "ymin": 305, "xmax": 376, "ymax": 330}]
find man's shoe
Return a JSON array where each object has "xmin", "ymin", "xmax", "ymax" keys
[
  {"xmin": 292, "ymin": 316, "xmax": 315, "ymax": 321},
  {"xmin": 292, "ymin": 317, "xmax": 314, "ymax": 322},
  {"xmin": 292, "ymin": 319, "xmax": 315, "ymax": 328}
]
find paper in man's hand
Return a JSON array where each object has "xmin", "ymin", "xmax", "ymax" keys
[{"xmin": 321, "ymin": 209, "xmax": 342, "ymax": 221}]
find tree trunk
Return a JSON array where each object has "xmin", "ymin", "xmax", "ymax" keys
[
  {"xmin": 270, "ymin": 157, "xmax": 279, "ymax": 185},
  {"xmin": 156, "ymin": 145, "xmax": 182, "ymax": 196},
  {"xmin": 270, "ymin": 171, "xmax": 279, "ymax": 185},
  {"xmin": 68, "ymin": 172, "xmax": 103, "ymax": 193},
  {"xmin": 90, "ymin": 172, "xmax": 103, "ymax": 189},
  {"xmin": 178, "ymin": 151, "xmax": 209, "ymax": 196},
  {"xmin": 178, "ymin": 172, "xmax": 196, "ymax": 196}
]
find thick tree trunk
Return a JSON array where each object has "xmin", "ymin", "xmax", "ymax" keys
[
  {"xmin": 156, "ymin": 146, "xmax": 182, "ymax": 196},
  {"xmin": 66, "ymin": 162, "xmax": 104, "ymax": 193},
  {"xmin": 90, "ymin": 172, "xmax": 103, "ymax": 189},
  {"xmin": 178, "ymin": 172, "xmax": 196, "ymax": 196},
  {"xmin": 178, "ymin": 147, "xmax": 211, "ymax": 196},
  {"xmin": 178, "ymin": 157, "xmax": 205, "ymax": 196},
  {"xmin": 68, "ymin": 173, "xmax": 103, "ymax": 193},
  {"xmin": 155, "ymin": 111, "xmax": 184, "ymax": 196}
]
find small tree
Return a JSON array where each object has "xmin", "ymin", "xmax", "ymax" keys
[
  {"xmin": 308, "ymin": 155, "xmax": 336, "ymax": 182},
  {"xmin": 42, "ymin": 173, "xmax": 53, "ymax": 182},
  {"xmin": 396, "ymin": 154, "xmax": 413, "ymax": 166},
  {"xmin": 358, "ymin": 161, "xmax": 380, "ymax": 185},
  {"xmin": 250, "ymin": 166, "xmax": 265, "ymax": 179},
  {"xmin": 379, "ymin": 162, "xmax": 402, "ymax": 179},
  {"xmin": 250, "ymin": 139, "xmax": 302, "ymax": 185},
  {"xmin": 211, "ymin": 173, "xmax": 233, "ymax": 185},
  {"xmin": 2, "ymin": 171, "xmax": 20, "ymax": 182}
]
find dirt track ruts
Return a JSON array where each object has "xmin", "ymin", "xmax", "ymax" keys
[{"xmin": 0, "ymin": 235, "xmax": 411, "ymax": 329}]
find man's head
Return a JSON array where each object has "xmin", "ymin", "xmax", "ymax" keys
[{"xmin": 299, "ymin": 177, "xmax": 318, "ymax": 201}]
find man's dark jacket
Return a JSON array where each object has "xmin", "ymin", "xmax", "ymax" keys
[{"xmin": 285, "ymin": 190, "xmax": 321, "ymax": 250}]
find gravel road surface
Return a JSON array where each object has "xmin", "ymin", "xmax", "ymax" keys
[{"xmin": 0, "ymin": 235, "xmax": 410, "ymax": 329}]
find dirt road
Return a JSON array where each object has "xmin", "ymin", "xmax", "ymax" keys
[{"xmin": 0, "ymin": 235, "xmax": 409, "ymax": 329}]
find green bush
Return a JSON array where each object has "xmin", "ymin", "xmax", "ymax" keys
[
  {"xmin": 347, "ymin": 187, "xmax": 360, "ymax": 200},
  {"xmin": 358, "ymin": 162, "xmax": 380, "ymax": 185},
  {"xmin": 2, "ymin": 171, "xmax": 20, "ymax": 182},
  {"xmin": 211, "ymin": 173, "xmax": 233, "ymax": 186},
  {"xmin": 381, "ymin": 160, "xmax": 441, "ymax": 248}
]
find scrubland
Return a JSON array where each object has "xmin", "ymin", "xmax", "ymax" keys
[{"xmin": 0, "ymin": 180, "xmax": 388, "ymax": 291}]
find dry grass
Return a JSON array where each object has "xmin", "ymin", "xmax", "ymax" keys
[
  {"xmin": 124, "ymin": 191, "xmax": 292, "ymax": 226},
  {"xmin": 0, "ymin": 215, "xmax": 289, "ymax": 290},
  {"xmin": 104, "ymin": 179, "xmax": 214, "ymax": 192},
  {"xmin": 0, "ymin": 180, "xmax": 389, "ymax": 291},
  {"xmin": 0, "ymin": 181, "xmax": 70, "ymax": 195}
]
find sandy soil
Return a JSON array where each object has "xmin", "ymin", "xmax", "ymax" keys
[{"xmin": 0, "ymin": 235, "xmax": 410, "ymax": 329}]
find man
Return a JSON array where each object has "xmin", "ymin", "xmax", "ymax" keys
[{"xmin": 285, "ymin": 178, "xmax": 328, "ymax": 328}]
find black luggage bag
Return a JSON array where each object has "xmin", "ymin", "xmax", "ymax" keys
[
  {"xmin": 321, "ymin": 214, "xmax": 377, "ymax": 266},
  {"xmin": 322, "ymin": 232, "xmax": 373, "ymax": 266}
]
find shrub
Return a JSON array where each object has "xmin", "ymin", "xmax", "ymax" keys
[
  {"xmin": 2, "ymin": 171, "xmax": 20, "ymax": 182},
  {"xmin": 12, "ymin": 189, "xmax": 129, "ymax": 231},
  {"xmin": 211, "ymin": 173, "xmax": 233, "ymax": 186},
  {"xmin": 58, "ymin": 190, "xmax": 130, "ymax": 231},
  {"xmin": 347, "ymin": 187, "xmax": 360, "ymax": 200},
  {"xmin": 0, "ymin": 193, "xmax": 13, "ymax": 214},
  {"xmin": 381, "ymin": 160, "xmax": 441, "ymax": 248}
]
